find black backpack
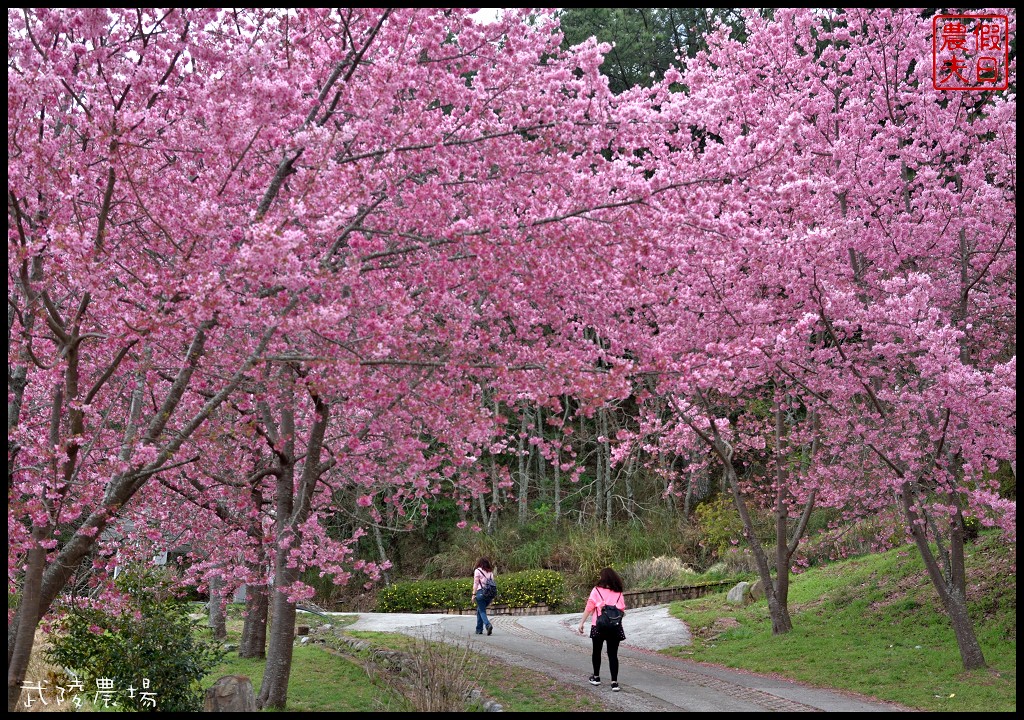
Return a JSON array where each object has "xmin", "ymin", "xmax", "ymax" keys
[{"xmin": 595, "ymin": 589, "xmax": 623, "ymax": 632}]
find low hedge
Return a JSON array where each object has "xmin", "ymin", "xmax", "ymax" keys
[{"xmin": 376, "ymin": 569, "xmax": 565, "ymax": 613}]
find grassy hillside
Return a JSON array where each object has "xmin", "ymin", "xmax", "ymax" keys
[{"xmin": 665, "ymin": 531, "xmax": 1016, "ymax": 712}]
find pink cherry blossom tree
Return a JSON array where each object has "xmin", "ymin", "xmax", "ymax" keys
[
  {"xmin": 604, "ymin": 7, "xmax": 1014, "ymax": 667},
  {"xmin": 9, "ymin": 8, "xmax": 299, "ymax": 709},
  {"xmin": 8, "ymin": 7, "xmax": 667, "ymax": 709}
]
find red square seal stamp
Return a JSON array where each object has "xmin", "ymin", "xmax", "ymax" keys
[{"xmin": 932, "ymin": 14, "xmax": 1009, "ymax": 91}]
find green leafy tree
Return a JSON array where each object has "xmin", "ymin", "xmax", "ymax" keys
[
  {"xmin": 45, "ymin": 569, "xmax": 224, "ymax": 712},
  {"xmin": 557, "ymin": 8, "xmax": 747, "ymax": 93}
]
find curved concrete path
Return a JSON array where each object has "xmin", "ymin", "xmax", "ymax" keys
[{"xmin": 339, "ymin": 605, "xmax": 914, "ymax": 712}]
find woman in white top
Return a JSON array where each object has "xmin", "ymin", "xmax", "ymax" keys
[{"xmin": 472, "ymin": 557, "xmax": 496, "ymax": 635}]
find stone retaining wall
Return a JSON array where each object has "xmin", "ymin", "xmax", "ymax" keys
[
  {"xmin": 422, "ymin": 604, "xmax": 552, "ymax": 616},
  {"xmin": 624, "ymin": 580, "xmax": 732, "ymax": 607}
]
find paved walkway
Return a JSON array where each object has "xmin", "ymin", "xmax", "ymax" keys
[{"xmin": 338, "ymin": 605, "xmax": 914, "ymax": 712}]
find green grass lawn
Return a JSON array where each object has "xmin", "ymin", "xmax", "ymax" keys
[
  {"xmin": 202, "ymin": 643, "xmax": 401, "ymax": 711},
  {"xmin": 664, "ymin": 534, "xmax": 1015, "ymax": 712},
  {"xmin": 201, "ymin": 615, "xmax": 604, "ymax": 712},
  {"xmin": 198, "ymin": 612, "xmax": 411, "ymax": 712}
]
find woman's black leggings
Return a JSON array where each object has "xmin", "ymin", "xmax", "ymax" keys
[{"xmin": 592, "ymin": 636, "xmax": 620, "ymax": 681}]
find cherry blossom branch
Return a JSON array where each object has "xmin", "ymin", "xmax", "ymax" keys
[
  {"xmin": 961, "ymin": 222, "xmax": 1013, "ymax": 300},
  {"xmin": 143, "ymin": 319, "xmax": 215, "ymax": 444}
]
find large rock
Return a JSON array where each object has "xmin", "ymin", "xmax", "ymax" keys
[
  {"xmin": 203, "ymin": 675, "xmax": 256, "ymax": 712},
  {"xmin": 726, "ymin": 581, "xmax": 751, "ymax": 605},
  {"xmin": 749, "ymin": 578, "xmax": 765, "ymax": 601}
]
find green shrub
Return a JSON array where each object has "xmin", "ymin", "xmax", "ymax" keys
[
  {"xmin": 693, "ymin": 496, "xmax": 748, "ymax": 558},
  {"xmin": 45, "ymin": 567, "xmax": 225, "ymax": 712},
  {"xmin": 376, "ymin": 570, "xmax": 565, "ymax": 612}
]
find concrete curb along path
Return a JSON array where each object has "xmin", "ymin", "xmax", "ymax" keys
[{"xmin": 341, "ymin": 605, "xmax": 914, "ymax": 712}]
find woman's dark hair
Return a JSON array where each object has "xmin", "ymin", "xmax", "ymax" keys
[
  {"xmin": 475, "ymin": 557, "xmax": 493, "ymax": 572},
  {"xmin": 597, "ymin": 567, "xmax": 623, "ymax": 593}
]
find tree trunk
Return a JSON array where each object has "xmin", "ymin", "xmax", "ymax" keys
[
  {"xmin": 8, "ymin": 502, "xmax": 124, "ymax": 711},
  {"xmin": 517, "ymin": 408, "xmax": 529, "ymax": 525},
  {"xmin": 772, "ymin": 404, "xmax": 819, "ymax": 616},
  {"xmin": 239, "ymin": 583, "xmax": 269, "ymax": 659},
  {"xmin": 591, "ymin": 413, "xmax": 603, "ymax": 521},
  {"xmin": 716, "ymin": 437, "xmax": 793, "ymax": 634},
  {"xmin": 681, "ymin": 458, "xmax": 693, "ymax": 517},
  {"xmin": 487, "ymin": 452, "xmax": 499, "ymax": 532},
  {"xmin": 257, "ymin": 563, "xmax": 299, "ymax": 709},
  {"xmin": 553, "ymin": 445, "xmax": 562, "ymax": 525},
  {"xmin": 477, "ymin": 491, "xmax": 490, "ymax": 531},
  {"xmin": 257, "ymin": 381, "xmax": 329, "ymax": 709},
  {"xmin": 601, "ymin": 409, "xmax": 613, "ymax": 528},
  {"xmin": 772, "ymin": 404, "xmax": 793, "ymax": 614},
  {"xmin": 696, "ymin": 461, "xmax": 710, "ymax": 500},
  {"xmin": 535, "ymin": 408, "xmax": 547, "ymax": 504},
  {"xmin": 900, "ymin": 483, "xmax": 987, "ymax": 669},
  {"xmin": 258, "ymin": 379, "xmax": 297, "ymax": 710},
  {"xmin": 208, "ymin": 574, "xmax": 228, "ymax": 640},
  {"xmin": 624, "ymin": 454, "xmax": 635, "ymax": 518},
  {"xmin": 372, "ymin": 522, "xmax": 392, "ymax": 584},
  {"xmin": 258, "ymin": 450, "xmax": 298, "ymax": 710},
  {"xmin": 7, "ymin": 532, "xmax": 48, "ymax": 712}
]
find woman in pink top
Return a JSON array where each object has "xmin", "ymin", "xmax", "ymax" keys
[
  {"xmin": 577, "ymin": 567, "xmax": 626, "ymax": 692},
  {"xmin": 472, "ymin": 557, "xmax": 496, "ymax": 635}
]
